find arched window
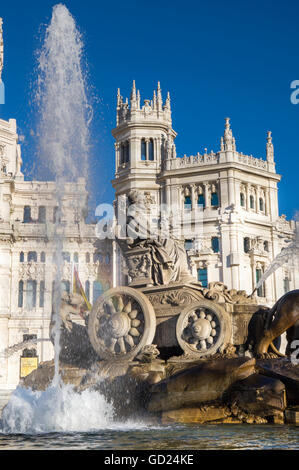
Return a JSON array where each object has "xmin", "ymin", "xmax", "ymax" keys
[
  {"xmin": 141, "ymin": 138, "xmax": 154, "ymax": 161},
  {"xmin": 93, "ymin": 281, "xmax": 103, "ymax": 303},
  {"xmin": 105, "ymin": 253, "xmax": 110, "ymax": 264},
  {"xmin": 28, "ymin": 251, "xmax": 37, "ymax": 262},
  {"xmin": 38, "ymin": 206, "xmax": 46, "ymax": 223},
  {"xmin": 40, "ymin": 252, "xmax": 46, "ymax": 263},
  {"xmin": 23, "ymin": 206, "xmax": 31, "ymax": 223},
  {"xmin": 250, "ymin": 195, "xmax": 254, "ymax": 209},
  {"xmin": 212, "ymin": 237, "xmax": 220, "ymax": 253},
  {"xmin": 259, "ymin": 198, "xmax": 264, "ymax": 212},
  {"xmin": 148, "ymin": 139, "xmax": 154, "ymax": 161},
  {"xmin": 141, "ymin": 139, "xmax": 146, "ymax": 161},
  {"xmin": 256, "ymin": 269, "xmax": 264, "ymax": 297},
  {"xmin": 73, "ymin": 252, "xmax": 79, "ymax": 264},
  {"xmin": 18, "ymin": 280, "xmax": 24, "ymax": 308},
  {"xmin": 93, "ymin": 252, "xmax": 103, "ymax": 263},
  {"xmin": 240, "ymin": 193, "xmax": 245, "ymax": 207},
  {"xmin": 26, "ymin": 280, "xmax": 37, "ymax": 309},
  {"xmin": 264, "ymin": 241, "xmax": 269, "ymax": 252},
  {"xmin": 39, "ymin": 281, "xmax": 45, "ymax": 308},
  {"xmin": 20, "ymin": 252, "xmax": 24, "ymax": 262},
  {"xmin": 244, "ymin": 237, "xmax": 250, "ymax": 253},
  {"xmin": 211, "ymin": 192, "xmax": 219, "ymax": 207},
  {"xmin": 184, "ymin": 196, "xmax": 192, "ymax": 210},
  {"xmin": 197, "ymin": 268, "xmax": 208, "ymax": 288},
  {"xmin": 85, "ymin": 280, "xmax": 90, "ymax": 301},
  {"xmin": 85, "ymin": 253, "xmax": 90, "ymax": 263},
  {"xmin": 197, "ymin": 194, "xmax": 205, "ymax": 208},
  {"xmin": 121, "ymin": 141, "xmax": 130, "ymax": 164}
]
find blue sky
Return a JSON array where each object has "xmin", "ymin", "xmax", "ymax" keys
[{"xmin": 0, "ymin": 0, "xmax": 299, "ymax": 219}]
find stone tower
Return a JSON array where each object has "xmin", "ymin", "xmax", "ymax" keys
[{"xmin": 111, "ymin": 81, "xmax": 177, "ymax": 207}]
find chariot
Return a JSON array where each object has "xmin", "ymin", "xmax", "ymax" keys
[{"xmin": 87, "ymin": 242, "xmax": 257, "ymax": 362}]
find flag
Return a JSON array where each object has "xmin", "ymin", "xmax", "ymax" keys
[{"xmin": 72, "ymin": 264, "xmax": 92, "ymax": 311}]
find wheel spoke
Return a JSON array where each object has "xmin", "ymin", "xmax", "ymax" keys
[
  {"xmin": 108, "ymin": 338, "xmax": 117, "ymax": 352},
  {"xmin": 105, "ymin": 299, "xmax": 116, "ymax": 315},
  {"xmin": 124, "ymin": 334, "xmax": 134, "ymax": 349},
  {"xmin": 129, "ymin": 327, "xmax": 140, "ymax": 337},
  {"xmin": 129, "ymin": 309, "xmax": 138, "ymax": 319},
  {"xmin": 118, "ymin": 337, "xmax": 126, "ymax": 353},
  {"xmin": 123, "ymin": 300, "xmax": 132, "ymax": 314},
  {"xmin": 114, "ymin": 295, "xmax": 124, "ymax": 313}
]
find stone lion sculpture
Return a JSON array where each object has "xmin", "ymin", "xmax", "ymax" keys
[
  {"xmin": 50, "ymin": 291, "xmax": 88, "ymax": 334},
  {"xmin": 249, "ymin": 290, "xmax": 299, "ymax": 358},
  {"xmin": 50, "ymin": 291, "xmax": 97, "ymax": 366}
]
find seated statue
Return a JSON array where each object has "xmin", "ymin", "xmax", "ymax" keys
[{"xmin": 117, "ymin": 190, "xmax": 194, "ymax": 286}]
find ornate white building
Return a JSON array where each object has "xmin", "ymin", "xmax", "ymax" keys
[
  {"xmin": 112, "ymin": 81, "xmax": 298, "ymax": 304},
  {"xmin": 0, "ymin": 116, "xmax": 113, "ymax": 395},
  {"xmin": 0, "ymin": 15, "xmax": 298, "ymax": 400}
]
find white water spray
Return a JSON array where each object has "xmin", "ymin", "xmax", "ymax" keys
[
  {"xmin": 253, "ymin": 217, "xmax": 299, "ymax": 295},
  {"xmin": 1, "ymin": 384, "xmax": 114, "ymax": 434},
  {"xmin": 35, "ymin": 3, "xmax": 91, "ymax": 385}
]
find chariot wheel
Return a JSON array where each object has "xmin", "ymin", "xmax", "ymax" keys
[
  {"xmin": 88, "ymin": 286, "xmax": 156, "ymax": 361},
  {"xmin": 176, "ymin": 299, "xmax": 231, "ymax": 358}
]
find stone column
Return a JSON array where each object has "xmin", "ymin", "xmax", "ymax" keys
[
  {"xmin": 265, "ymin": 188, "xmax": 270, "ymax": 217},
  {"xmin": 191, "ymin": 184, "xmax": 196, "ymax": 212},
  {"xmin": 250, "ymin": 261, "xmax": 255, "ymax": 295},
  {"xmin": 227, "ymin": 169, "xmax": 235, "ymax": 206},
  {"xmin": 145, "ymin": 138, "xmax": 149, "ymax": 161},
  {"xmin": 256, "ymin": 185, "xmax": 260, "ymax": 212},
  {"xmin": 115, "ymin": 142, "xmax": 120, "ymax": 169},
  {"xmin": 130, "ymin": 137, "xmax": 140, "ymax": 167},
  {"xmin": 246, "ymin": 184, "xmax": 250, "ymax": 211},
  {"xmin": 229, "ymin": 228, "xmax": 240, "ymax": 290},
  {"xmin": 204, "ymin": 183, "xmax": 210, "ymax": 209}
]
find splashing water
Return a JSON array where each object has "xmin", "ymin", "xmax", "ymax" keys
[
  {"xmin": 0, "ymin": 384, "xmax": 114, "ymax": 434},
  {"xmin": 254, "ymin": 218, "xmax": 299, "ymax": 295},
  {"xmin": 35, "ymin": 3, "xmax": 92, "ymax": 384}
]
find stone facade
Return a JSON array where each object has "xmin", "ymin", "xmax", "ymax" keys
[
  {"xmin": 0, "ymin": 124, "xmax": 114, "ymax": 389},
  {"xmin": 0, "ymin": 117, "xmax": 114, "ymax": 393}
]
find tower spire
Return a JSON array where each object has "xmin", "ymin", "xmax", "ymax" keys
[
  {"xmin": 157, "ymin": 81, "xmax": 162, "ymax": 110},
  {"xmin": 164, "ymin": 91, "xmax": 171, "ymax": 111},
  {"xmin": 117, "ymin": 88, "xmax": 122, "ymax": 106},
  {"xmin": 130, "ymin": 80, "xmax": 137, "ymax": 110}
]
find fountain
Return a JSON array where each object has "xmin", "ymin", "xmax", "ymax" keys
[
  {"xmin": 1, "ymin": 4, "xmax": 299, "ymax": 440},
  {"xmin": 253, "ymin": 215, "xmax": 299, "ymax": 296}
]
